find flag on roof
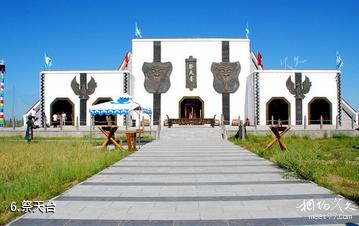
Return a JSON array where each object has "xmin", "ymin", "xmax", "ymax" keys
[
  {"xmin": 125, "ymin": 52, "xmax": 129, "ymax": 69},
  {"xmin": 336, "ymin": 51, "xmax": 343, "ymax": 69},
  {"xmin": 245, "ymin": 23, "xmax": 250, "ymax": 39},
  {"xmin": 135, "ymin": 23, "xmax": 142, "ymax": 38},
  {"xmin": 257, "ymin": 52, "xmax": 263, "ymax": 69},
  {"xmin": 44, "ymin": 53, "xmax": 52, "ymax": 70}
]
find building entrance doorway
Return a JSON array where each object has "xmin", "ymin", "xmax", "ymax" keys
[
  {"xmin": 266, "ymin": 97, "xmax": 290, "ymax": 125},
  {"xmin": 50, "ymin": 98, "xmax": 74, "ymax": 126},
  {"xmin": 308, "ymin": 98, "xmax": 332, "ymax": 124},
  {"xmin": 179, "ymin": 96, "xmax": 204, "ymax": 119}
]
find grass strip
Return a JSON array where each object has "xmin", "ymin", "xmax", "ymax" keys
[
  {"xmin": 0, "ymin": 141, "xmax": 130, "ymax": 225},
  {"xmin": 229, "ymin": 134, "xmax": 359, "ymax": 204}
]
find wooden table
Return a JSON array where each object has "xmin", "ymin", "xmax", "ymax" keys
[
  {"xmin": 97, "ymin": 126, "xmax": 123, "ymax": 149},
  {"xmin": 166, "ymin": 115, "xmax": 216, "ymax": 128},
  {"xmin": 265, "ymin": 125, "xmax": 291, "ymax": 151}
]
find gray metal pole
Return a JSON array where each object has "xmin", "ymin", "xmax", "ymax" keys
[
  {"xmin": 288, "ymin": 116, "xmax": 291, "ymax": 126},
  {"xmin": 241, "ymin": 120, "xmax": 245, "ymax": 141},
  {"xmin": 351, "ymin": 116, "xmax": 354, "ymax": 129},
  {"xmin": 320, "ymin": 115, "xmax": 323, "ymax": 130},
  {"xmin": 157, "ymin": 116, "xmax": 161, "ymax": 140},
  {"xmin": 304, "ymin": 115, "xmax": 307, "ymax": 130},
  {"xmin": 254, "ymin": 116, "xmax": 257, "ymax": 130},
  {"xmin": 336, "ymin": 115, "xmax": 339, "ymax": 130},
  {"xmin": 76, "ymin": 116, "xmax": 79, "ymax": 130},
  {"xmin": 12, "ymin": 116, "xmax": 15, "ymax": 130},
  {"xmin": 89, "ymin": 116, "xmax": 93, "ymax": 138},
  {"xmin": 150, "ymin": 116, "xmax": 152, "ymax": 137}
]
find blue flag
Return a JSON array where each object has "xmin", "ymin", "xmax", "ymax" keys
[
  {"xmin": 135, "ymin": 23, "xmax": 142, "ymax": 38},
  {"xmin": 336, "ymin": 52, "xmax": 343, "ymax": 69},
  {"xmin": 44, "ymin": 53, "xmax": 52, "ymax": 70},
  {"xmin": 245, "ymin": 23, "xmax": 250, "ymax": 39}
]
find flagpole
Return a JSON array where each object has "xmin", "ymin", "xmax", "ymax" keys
[{"xmin": 0, "ymin": 59, "xmax": 5, "ymax": 128}]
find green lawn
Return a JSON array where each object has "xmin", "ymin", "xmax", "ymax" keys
[
  {"xmin": 229, "ymin": 134, "xmax": 359, "ymax": 204},
  {"xmin": 0, "ymin": 139, "xmax": 131, "ymax": 226}
]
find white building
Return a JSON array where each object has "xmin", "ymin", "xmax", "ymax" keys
[
  {"xmin": 38, "ymin": 70, "xmax": 127, "ymax": 127},
  {"xmin": 29, "ymin": 38, "xmax": 357, "ymax": 127}
]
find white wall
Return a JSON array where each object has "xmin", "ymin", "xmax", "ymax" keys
[
  {"xmin": 258, "ymin": 70, "xmax": 339, "ymax": 125},
  {"xmin": 43, "ymin": 70, "xmax": 124, "ymax": 126},
  {"xmin": 132, "ymin": 39, "xmax": 251, "ymax": 124}
]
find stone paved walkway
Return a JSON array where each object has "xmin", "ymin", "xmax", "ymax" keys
[{"xmin": 9, "ymin": 127, "xmax": 359, "ymax": 225}]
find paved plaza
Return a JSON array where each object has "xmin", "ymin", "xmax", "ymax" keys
[{"xmin": 9, "ymin": 127, "xmax": 359, "ymax": 225}]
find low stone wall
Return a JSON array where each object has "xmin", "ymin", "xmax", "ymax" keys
[
  {"xmin": 0, "ymin": 127, "xmax": 157, "ymax": 138},
  {"xmin": 226, "ymin": 127, "xmax": 359, "ymax": 138},
  {"xmin": 1, "ymin": 126, "xmax": 357, "ymax": 139}
]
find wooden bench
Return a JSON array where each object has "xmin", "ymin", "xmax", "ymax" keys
[{"xmin": 166, "ymin": 115, "xmax": 216, "ymax": 128}]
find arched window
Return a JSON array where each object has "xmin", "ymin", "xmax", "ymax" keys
[
  {"xmin": 308, "ymin": 98, "xmax": 332, "ymax": 124},
  {"xmin": 50, "ymin": 98, "xmax": 75, "ymax": 126},
  {"xmin": 266, "ymin": 97, "xmax": 290, "ymax": 125}
]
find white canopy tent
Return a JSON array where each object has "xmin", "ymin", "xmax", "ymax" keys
[{"xmin": 89, "ymin": 94, "xmax": 152, "ymax": 128}]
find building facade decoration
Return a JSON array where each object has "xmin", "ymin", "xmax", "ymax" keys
[
  {"xmin": 286, "ymin": 73, "xmax": 311, "ymax": 125},
  {"xmin": 185, "ymin": 56, "xmax": 197, "ymax": 91}
]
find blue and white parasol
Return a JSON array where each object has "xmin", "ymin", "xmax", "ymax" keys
[{"xmin": 89, "ymin": 94, "xmax": 152, "ymax": 116}]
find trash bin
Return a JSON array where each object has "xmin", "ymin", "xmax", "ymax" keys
[
  {"xmin": 132, "ymin": 119, "xmax": 136, "ymax": 127},
  {"xmin": 126, "ymin": 132, "xmax": 136, "ymax": 151}
]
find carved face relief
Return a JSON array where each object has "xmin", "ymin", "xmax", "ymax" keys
[
  {"xmin": 142, "ymin": 62, "xmax": 172, "ymax": 94},
  {"xmin": 211, "ymin": 62, "xmax": 241, "ymax": 93}
]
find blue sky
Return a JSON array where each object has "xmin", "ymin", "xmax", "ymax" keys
[{"xmin": 1, "ymin": 0, "xmax": 358, "ymax": 118}]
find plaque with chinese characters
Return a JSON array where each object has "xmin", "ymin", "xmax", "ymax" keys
[{"xmin": 185, "ymin": 56, "xmax": 197, "ymax": 91}]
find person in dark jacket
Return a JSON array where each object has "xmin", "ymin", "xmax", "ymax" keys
[{"xmin": 25, "ymin": 115, "xmax": 36, "ymax": 142}]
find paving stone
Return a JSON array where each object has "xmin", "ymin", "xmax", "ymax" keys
[{"xmin": 8, "ymin": 127, "xmax": 359, "ymax": 225}]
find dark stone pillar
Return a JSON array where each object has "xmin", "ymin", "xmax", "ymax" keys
[
  {"xmin": 80, "ymin": 99, "xmax": 87, "ymax": 125},
  {"xmin": 153, "ymin": 41, "xmax": 161, "ymax": 125},
  {"xmin": 222, "ymin": 93, "xmax": 230, "ymax": 125},
  {"xmin": 222, "ymin": 41, "xmax": 230, "ymax": 125},
  {"xmin": 153, "ymin": 93, "xmax": 161, "ymax": 125},
  {"xmin": 295, "ymin": 73, "xmax": 302, "ymax": 125},
  {"xmin": 80, "ymin": 73, "xmax": 87, "ymax": 125}
]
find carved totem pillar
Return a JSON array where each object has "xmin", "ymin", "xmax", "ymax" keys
[
  {"xmin": 211, "ymin": 41, "xmax": 241, "ymax": 125},
  {"xmin": 71, "ymin": 73, "xmax": 97, "ymax": 125},
  {"xmin": 286, "ymin": 73, "xmax": 311, "ymax": 125},
  {"xmin": 142, "ymin": 41, "xmax": 173, "ymax": 125}
]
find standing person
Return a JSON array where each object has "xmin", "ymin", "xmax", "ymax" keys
[
  {"xmin": 30, "ymin": 108, "xmax": 36, "ymax": 117},
  {"xmin": 52, "ymin": 113, "xmax": 58, "ymax": 128},
  {"xmin": 25, "ymin": 116, "xmax": 36, "ymax": 143},
  {"xmin": 61, "ymin": 112, "xmax": 66, "ymax": 126}
]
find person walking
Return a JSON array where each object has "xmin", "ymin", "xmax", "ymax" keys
[{"xmin": 25, "ymin": 115, "xmax": 36, "ymax": 143}]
